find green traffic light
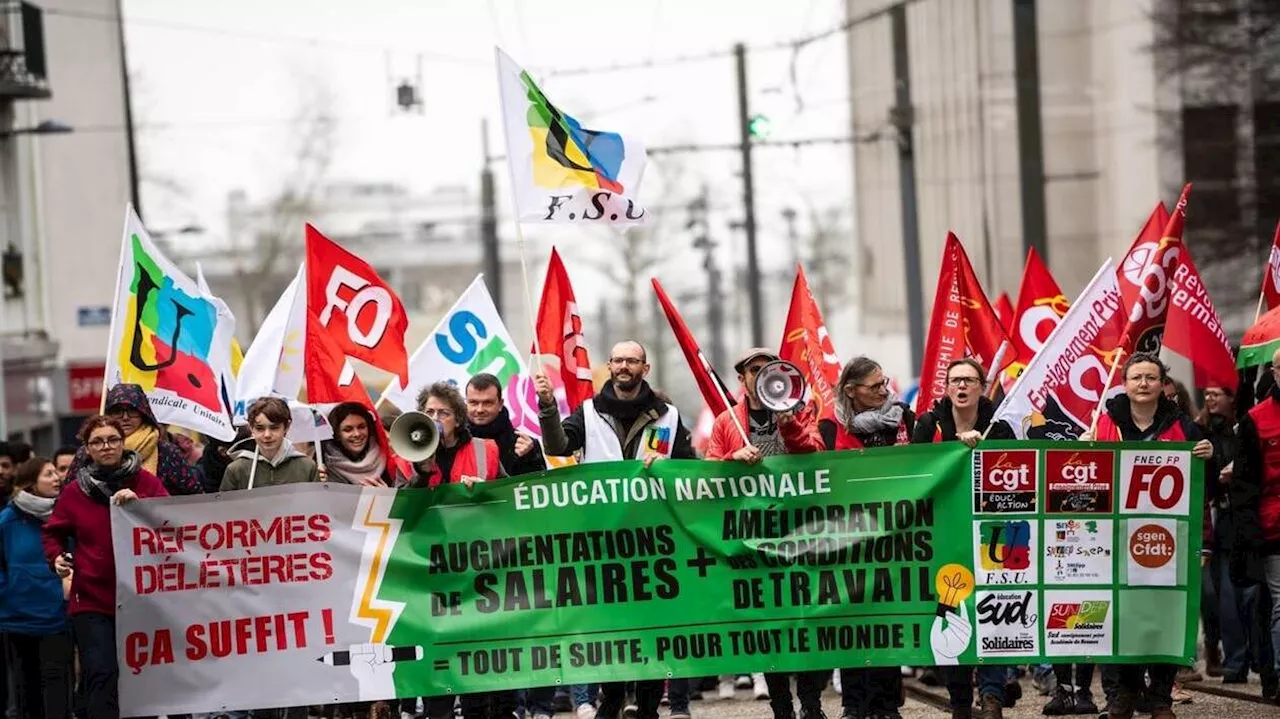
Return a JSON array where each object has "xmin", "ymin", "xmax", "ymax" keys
[{"xmin": 748, "ymin": 113, "xmax": 772, "ymax": 139}]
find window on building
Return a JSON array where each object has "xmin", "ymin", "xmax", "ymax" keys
[
  {"xmin": 1181, "ymin": 104, "xmax": 1240, "ymax": 246},
  {"xmin": 1255, "ymin": 102, "xmax": 1280, "ymax": 236}
]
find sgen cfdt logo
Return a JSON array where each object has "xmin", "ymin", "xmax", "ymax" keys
[{"xmin": 1119, "ymin": 450, "xmax": 1190, "ymax": 515}]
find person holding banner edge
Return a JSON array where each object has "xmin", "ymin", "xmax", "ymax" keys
[
  {"xmin": 43, "ymin": 414, "xmax": 169, "ymax": 719},
  {"xmin": 911, "ymin": 358, "xmax": 1015, "ymax": 719},
  {"xmin": 1080, "ymin": 352, "xmax": 1214, "ymax": 719}
]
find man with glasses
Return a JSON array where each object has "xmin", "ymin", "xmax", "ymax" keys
[{"xmin": 704, "ymin": 348, "xmax": 825, "ymax": 719}]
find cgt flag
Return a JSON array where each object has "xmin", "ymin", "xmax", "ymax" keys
[
  {"xmin": 534, "ymin": 247, "xmax": 594, "ymax": 413},
  {"xmin": 495, "ymin": 47, "xmax": 647, "ymax": 225},
  {"xmin": 1003, "ymin": 248, "xmax": 1069, "ymax": 391},
  {"xmin": 1162, "ymin": 227, "xmax": 1236, "ymax": 390},
  {"xmin": 779, "ymin": 265, "xmax": 841, "ymax": 422},
  {"xmin": 915, "ymin": 233, "xmax": 1012, "ymax": 416},
  {"xmin": 306, "ymin": 224, "xmax": 410, "ymax": 386},
  {"xmin": 1259, "ymin": 219, "xmax": 1280, "ymax": 316}
]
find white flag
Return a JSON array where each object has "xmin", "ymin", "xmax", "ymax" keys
[
  {"xmin": 495, "ymin": 47, "xmax": 648, "ymax": 224},
  {"xmin": 993, "ymin": 258, "xmax": 1126, "ymax": 440},
  {"xmin": 105, "ymin": 206, "xmax": 238, "ymax": 440},
  {"xmin": 234, "ymin": 264, "xmax": 306, "ymax": 423},
  {"xmin": 380, "ymin": 275, "xmax": 548, "ymax": 438}
]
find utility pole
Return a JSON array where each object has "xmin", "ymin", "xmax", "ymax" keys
[
  {"xmin": 480, "ymin": 119, "xmax": 502, "ymax": 314},
  {"xmin": 1013, "ymin": 0, "xmax": 1048, "ymax": 264},
  {"xmin": 734, "ymin": 43, "xmax": 764, "ymax": 347},
  {"xmin": 781, "ymin": 207, "xmax": 800, "ymax": 270},
  {"xmin": 115, "ymin": 0, "xmax": 142, "ymax": 220},
  {"xmin": 689, "ymin": 188, "xmax": 726, "ymax": 371},
  {"xmin": 890, "ymin": 4, "xmax": 925, "ymax": 374}
]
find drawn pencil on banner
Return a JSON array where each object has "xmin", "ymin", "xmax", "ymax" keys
[{"xmin": 317, "ymin": 645, "xmax": 425, "ymax": 666}]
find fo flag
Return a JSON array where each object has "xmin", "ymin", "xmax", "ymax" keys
[
  {"xmin": 915, "ymin": 233, "xmax": 1012, "ymax": 415},
  {"xmin": 1260, "ymin": 220, "xmax": 1280, "ymax": 314},
  {"xmin": 652, "ymin": 279, "xmax": 735, "ymax": 417},
  {"xmin": 305, "ymin": 225, "xmax": 410, "ymax": 385},
  {"xmin": 779, "ymin": 266, "xmax": 841, "ymax": 422},
  {"xmin": 534, "ymin": 248, "xmax": 594, "ymax": 413}
]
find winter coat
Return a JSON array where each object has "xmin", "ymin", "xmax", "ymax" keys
[
  {"xmin": 219, "ymin": 439, "xmax": 320, "ymax": 491},
  {"xmin": 0, "ymin": 503, "xmax": 67, "ymax": 634},
  {"xmin": 538, "ymin": 381, "xmax": 696, "ymax": 460},
  {"xmin": 911, "ymin": 396, "xmax": 1014, "ymax": 444},
  {"xmin": 705, "ymin": 402, "xmax": 825, "ymax": 460},
  {"xmin": 469, "ymin": 407, "xmax": 547, "ymax": 477},
  {"xmin": 65, "ymin": 383, "xmax": 204, "ymax": 495},
  {"xmin": 42, "ymin": 454, "xmax": 168, "ymax": 616}
]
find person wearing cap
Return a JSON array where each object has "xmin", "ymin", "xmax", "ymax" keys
[{"xmin": 705, "ymin": 347, "xmax": 825, "ymax": 719}]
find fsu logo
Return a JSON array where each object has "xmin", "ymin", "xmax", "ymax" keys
[{"xmin": 973, "ymin": 450, "xmax": 1039, "ymax": 514}]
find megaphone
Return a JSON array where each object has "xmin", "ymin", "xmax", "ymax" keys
[
  {"xmin": 389, "ymin": 411, "xmax": 440, "ymax": 462},
  {"xmin": 755, "ymin": 360, "xmax": 807, "ymax": 413}
]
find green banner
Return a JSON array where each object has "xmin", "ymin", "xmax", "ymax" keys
[{"xmin": 378, "ymin": 441, "xmax": 1202, "ymax": 694}]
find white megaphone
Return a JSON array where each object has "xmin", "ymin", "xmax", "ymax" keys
[
  {"xmin": 755, "ymin": 360, "xmax": 808, "ymax": 414},
  {"xmin": 389, "ymin": 411, "xmax": 440, "ymax": 462}
]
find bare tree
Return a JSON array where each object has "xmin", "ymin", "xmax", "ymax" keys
[{"xmin": 233, "ymin": 80, "xmax": 337, "ymax": 336}]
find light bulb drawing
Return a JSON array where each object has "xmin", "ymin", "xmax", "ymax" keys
[{"xmin": 934, "ymin": 563, "xmax": 975, "ymax": 615}]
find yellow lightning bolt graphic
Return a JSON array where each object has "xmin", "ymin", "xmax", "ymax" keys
[{"xmin": 355, "ymin": 498, "xmax": 395, "ymax": 643}]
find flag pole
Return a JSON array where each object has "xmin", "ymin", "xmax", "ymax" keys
[
  {"xmin": 101, "ymin": 206, "xmax": 133, "ymax": 413},
  {"xmin": 709, "ymin": 374, "xmax": 750, "ymax": 446},
  {"xmin": 514, "ymin": 221, "xmax": 544, "ymax": 368},
  {"xmin": 1255, "ymin": 283, "xmax": 1267, "ymax": 324},
  {"xmin": 1088, "ymin": 348, "xmax": 1126, "ymax": 437}
]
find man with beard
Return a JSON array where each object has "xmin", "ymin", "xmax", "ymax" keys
[
  {"xmin": 536, "ymin": 340, "xmax": 694, "ymax": 465},
  {"xmin": 534, "ymin": 340, "xmax": 695, "ymax": 719},
  {"xmin": 467, "ymin": 373, "xmax": 547, "ymax": 477}
]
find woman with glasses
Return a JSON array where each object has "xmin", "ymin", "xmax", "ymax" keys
[
  {"xmin": 42, "ymin": 414, "xmax": 168, "ymax": 719},
  {"xmin": 63, "ymin": 383, "xmax": 203, "ymax": 495},
  {"xmin": 911, "ymin": 359, "xmax": 1015, "ymax": 719},
  {"xmin": 413, "ymin": 382, "xmax": 505, "ymax": 490}
]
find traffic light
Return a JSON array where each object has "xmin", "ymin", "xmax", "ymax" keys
[{"xmin": 748, "ymin": 114, "xmax": 772, "ymax": 139}]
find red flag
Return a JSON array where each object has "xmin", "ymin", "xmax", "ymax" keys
[
  {"xmin": 1161, "ymin": 208, "xmax": 1236, "ymax": 390},
  {"xmin": 1115, "ymin": 190, "xmax": 1188, "ymax": 360},
  {"xmin": 779, "ymin": 266, "xmax": 841, "ymax": 422},
  {"xmin": 533, "ymin": 248, "xmax": 594, "ymax": 412},
  {"xmin": 304, "ymin": 312, "xmax": 375, "ymax": 409},
  {"xmin": 1260, "ymin": 220, "xmax": 1280, "ymax": 314},
  {"xmin": 652, "ymin": 278, "xmax": 736, "ymax": 417},
  {"xmin": 305, "ymin": 224, "xmax": 410, "ymax": 385},
  {"xmin": 915, "ymin": 232, "xmax": 1012, "ymax": 415},
  {"xmin": 1005, "ymin": 248, "xmax": 1069, "ymax": 385},
  {"xmin": 995, "ymin": 293, "xmax": 1015, "ymax": 335}
]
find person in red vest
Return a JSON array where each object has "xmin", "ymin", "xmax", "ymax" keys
[
  {"xmin": 413, "ymin": 382, "xmax": 505, "ymax": 489},
  {"xmin": 1081, "ymin": 352, "xmax": 1213, "ymax": 719},
  {"xmin": 1228, "ymin": 346, "xmax": 1280, "ymax": 706}
]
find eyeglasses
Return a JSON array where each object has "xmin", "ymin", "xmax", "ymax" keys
[
  {"xmin": 609, "ymin": 357, "xmax": 644, "ymax": 367},
  {"xmin": 107, "ymin": 408, "xmax": 141, "ymax": 419},
  {"xmin": 947, "ymin": 377, "xmax": 981, "ymax": 387},
  {"xmin": 853, "ymin": 377, "xmax": 890, "ymax": 391},
  {"xmin": 423, "ymin": 408, "xmax": 453, "ymax": 419},
  {"xmin": 87, "ymin": 436, "xmax": 123, "ymax": 450},
  {"xmin": 1126, "ymin": 374, "xmax": 1160, "ymax": 385}
]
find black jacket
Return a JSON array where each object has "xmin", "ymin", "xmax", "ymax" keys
[
  {"xmin": 538, "ymin": 381, "xmax": 696, "ymax": 460},
  {"xmin": 910, "ymin": 396, "xmax": 1014, "ymax": 443},
  {"xmin": 469, "ymin": 407, "xmax": 547, "ymax": 477},
  {"xmin": 1230, "ymin": 387, "xmax": 1280, "ymax": 587}
]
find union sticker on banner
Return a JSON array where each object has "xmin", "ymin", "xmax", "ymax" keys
[
  {"xmin": 1044, "ymin": 519, "xmax": 1113, "ymax": 585},
  {"xmin": 1119, "ymin": 450, "xmax": 1190, "ymax": 515},
  {"xmin": 972, "ymin": 450, "xmax": 1038, "ymax": 513},
  {"xmin": 975, "ymin": 590, "xmax": 1040, "ymax": 658},
  {"xmin": 1124, "ymin": 518, "xmax": 1185, "ymax": 587},
  {"xmin": 973, "ymin": 519, "xmax": 1038, "ymax": 586},
  {"xmin": 1045, "ymin": 450, "xmax": 1114, "ymax": 514},
  {"xmin": 1044, "ymin": 590, "xmax": 1113, "ymax": 657}
]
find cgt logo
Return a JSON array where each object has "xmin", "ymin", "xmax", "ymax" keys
[
  {"xmin": 1119, "ymin": 450, "xmax": 1190, "ymax": 515},
  {"xmin": 1129, "ymin": 524, "xmax": 1175, "ymax": 569},
  {"xmin": 979, "ymin": 451, "xmax": 1038, "ymax": 492}
]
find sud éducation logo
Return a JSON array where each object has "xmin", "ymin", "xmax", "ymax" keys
[
  {"xmin": 972, "ymin": 450, "xmax": 1038, "ymax": 513},
  {"xmin": 1047, "ymin": 600, "xmax": 1110, "ymax": 630}
]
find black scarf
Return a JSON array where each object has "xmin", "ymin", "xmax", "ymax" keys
[
  {"xmin": 592, "ymin": 381, "xmax": 657, "ymax": 424},
  {"xmin": 469, "ymin": 407, "xmax": 517, "ymax": 445},
  {"xmin": 78, "ymin": 450, "xmax": 141, "ymax": 504}
]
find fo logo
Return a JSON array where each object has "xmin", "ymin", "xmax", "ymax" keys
[
  {"xmin": 1129, "ymin": 523, "xmax": 1175, "ymax": 569},
  {"xmin": 1119, "ymin": 450, "xmax": 1190, "ymax": 515}
]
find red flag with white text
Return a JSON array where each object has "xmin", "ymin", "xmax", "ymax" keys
[
  {"xmin": 534, "ymin": 248, "xmax": 594, "ymax": 413},
  {"xmin": 779, "ymin": 266, "xmax": 841, "ymax": 422},
  {"xmin": 305, "ymin": 224, "xmax": 410, "ymax": 385},
  {"xmin": 915, "ymin": 233, "xmax": 1012, "ymax": 415},
  {"xmin": 1162, "ymin": 221, "xmax": 1236, "ymax": 388},
  {"xmin": 652, "ymin": 278, "xmax": 735, "ymax": 417},
  {"xmin": 1003, "ymin": 248, "xmax": 1069, "ymax": 391},
  {"xmin": 1260, "ymin": 220, "xmax": 1280, "ymax": 314}
]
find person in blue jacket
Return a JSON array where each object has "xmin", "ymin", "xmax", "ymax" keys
[{"xmin": 0, "ymin": 456, "xmax": 74, "ymax": 719}]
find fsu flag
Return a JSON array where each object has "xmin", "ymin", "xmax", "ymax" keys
[
  {"xmin": 915, "ymin": 232, "xmax": 1012, "ymax": 415},
  {"xmin": 652, "ymin": 278, "xmax": 736, "ymax": 417},
  {"xmin": 779, "ymin": 265, "xmax": 841, "ymax": 422},
  {"xmin": 1260, "ymin": 219, "xmax": 1280, "ymax": 314},
  {"xmin": 995, "ymin": 293, "xmax": 1015, "ymax": 335},
  {"xmin": 305, "ymin": 224, "xmax": 410, "ymax": 385},
  {"xmin": 534, "ymin": 248, "xmax": 594, "ymax": 413},
  {"xmin": 1004, "ymin": 248, "xmax": 1069, "ymax": 388}
]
